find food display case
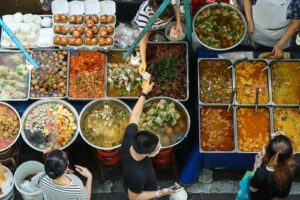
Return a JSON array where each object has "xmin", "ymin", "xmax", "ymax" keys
[{"xmin": 198, "ymin": 58, "xmax": 300, "ymax": 153}]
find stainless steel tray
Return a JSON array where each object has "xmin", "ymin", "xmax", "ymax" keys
[
  {"xmin": 67, "ymin": 50, "xmax": 107, "ymax": 100},
  {"xmin": 147, "ymin": 41, "xmax": 189, "ymax": 102},
  {"xmin": 0, "ymin": 49, "xmax": 31, "ymax": 101},
  {"xmin": 234, "ymin": 59, "xmax": 272, "ymax": 106},
  {"xmin": 199, "ymin": 105, "xmax": 236, "ymax": 153},
  {"xmin": 269, "ymin": 59, "xmax": 300, "ymax": 106},
  {"xmin": 198, "ymin": 58, "xmax": 234, "ymax": 106},
  {"xmin": 105, "ymin": 49, "xmax": 140, "ymax": 100},
  {"xmin": 235, "ymin": 106, "xmax": 273, "ymax": 154},
  {"xmin": 30, "ymin": 49, "xmax": 69, "ymax": 99}
]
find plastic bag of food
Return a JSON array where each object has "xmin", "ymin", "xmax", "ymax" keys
[
  {"xmin": 218, "ymin": 52, "xmax": 254, "ymax": 60},
  {"xmin": 236, "ymin": 171, "xmax": 254, "ymax": 200},
  {"xmin": 19, "ymin": 180, "xmax": 40, "ymax": 193}
]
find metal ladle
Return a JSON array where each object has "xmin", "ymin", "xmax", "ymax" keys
[
  {"xmin": 255, "ymin": 88, "xmax": 259, "ymax": 114},
  {"xmin": 228, "ymin": 88, "xmax": 236, "ymax": 111}
]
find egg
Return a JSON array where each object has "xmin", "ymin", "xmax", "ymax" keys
[
  {"xmin": 76, "ymin": 26, "xmax": 84, "ymax": 34},
  {"xmin": 84, "ymin": 38, "xmax": 92, "ymax": 45},
  {"xmin": 91, "ymin": 37, "xmax": 98, "ymax": 45},
  {"xmin": 106, "ymin": 37, "xmax": 113, "ymax": 45},
  {"xmin": 100, "ymin": 29, "xmax": 107, "ymax": 37},
  {"xmin": 75, "ymin": 38, "xmax": 83, "ymax": 46},
  {"xmin": 61, "ymin": 26, "xmax": 69, "ymax": 35},
  {"xmin": 60, "ymin": 37, "xmax": 69, "ymax": 46},
  {"xmin": 99, "ymin": 38, "xmax": 106, "ymax": 46},
  {"xmin": 85, "ymin": 19, "xmax": 94, "ymax": 28},
  {"xmin": 61, "ymin": 14, "xmax": 68, "ymax": 23},
  {"xmin": 69, "ymin": 15, "xmax": 76, "ymax": 23},
  {"xmin": 92, "ymin": 15, "xmax": 99, "ymax": 24},
  {"xmin": 85, "ymin": 29, "xmax": 94, "ymax": 38},
  {"xmin": 107, "ymin": 26, "xmax": 114, "ymax": 34},
  {"xmin": 69, "ymin": 26, "xmax": 75, "ymax": 34},
  {"xmin": 100, "ymin": 15, "xmax": 107, "ymax": 24},
  {"xmin": 76, "ymin": 15, "xmax": 83, "ymax": 24},
  {"xmin": 54, "ymin": 25, "xmax": 62, "ymax": 34},
  {"xmin": 91, "ymin": 26, "xmax": 99, "ymax": 34},
  {"xmin": 69, "ymin": 37, "xmax": 76, "ymax": 45},
  {"xmin": 54, "ymin": 14, "xmax": 61, "ymax": 23},
  {"xmin": 107, "ymin": 15, "xmax": 115, "ymax": 23},
  {"xmin": 53, "ymin": 36, "xmax": 60, "ymax": 45},
  {"xmin": 99, "ymin": 26, "xmax": 106, "ymax": 33},
  {"xmin": 84, "ymin": 15, "xmax": 92, "ymax": 21},
  {"xmin": 73, "ymin": 30, "xmax": 82, "ymax": 38}
]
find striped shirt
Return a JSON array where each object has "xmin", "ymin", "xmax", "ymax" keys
[
  {"xmin": 32, "ymin": 172, "xmax": 88, "ymax": 200},
  {"xmin": 132, "ymin": 0, "xmax": 180, "ymax": 31}
]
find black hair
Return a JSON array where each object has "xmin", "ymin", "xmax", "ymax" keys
[
  {"xmin": 148, "ymin": 0, "xmax": 174, "ymax": 20},
  {"xmin": 44, "ymin": 150, "xmax": 69, "ymax": 179},
  {"xmin": 133, "ymin": 130, "xmax": 159, "ymax": 154}
]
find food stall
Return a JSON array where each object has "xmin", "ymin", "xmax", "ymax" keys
[
  {"xmin": 179, "ymin": 2, "xmax": 300, "ymax": 184},
  {"xmin": 0, "ymin": 0, "xmax": 299, "ymax": 194}
]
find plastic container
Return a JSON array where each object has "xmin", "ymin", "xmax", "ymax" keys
[
  {"xmin": 0, "ymin": 165, "xmax": 14, "ymax": 200},
  {"xmin": 14, "ymin": 161, "xmax": 44, "ymax": 200},
  {"xmin": 164, "ymin": 22, "xmax": 186, "ymax": 41}
]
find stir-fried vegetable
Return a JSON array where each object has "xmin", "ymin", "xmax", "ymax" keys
[
  {"xmin": 107, "ymin": 63, "xmax": 142, "ymax": 96},
  {"xmin": 194, "ymin": 6, "xmax": 245, "ymax": 49}
]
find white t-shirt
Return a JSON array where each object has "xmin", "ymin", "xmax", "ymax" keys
[
  {"xmin": 132, "ymin": 0, "xmax": 180, "ymax": 31},
  {"xmin": 32, "ymin": 172, "xmax": 88, "ymax": 200}
]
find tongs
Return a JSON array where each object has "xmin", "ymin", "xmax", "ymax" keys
[
  {"xmin": 68, "ymin": 49, "xmax": 80, "ymax": 56},
  {"xmin": 254, "ymin": 88, "xmax": 259, "ymax": 114},
  {"xmin": 228, "ymin": 88, "xmax": 236, "ymax": 111}
]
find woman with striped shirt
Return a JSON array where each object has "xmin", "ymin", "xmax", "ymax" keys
[
  {"xmin": 31, "ymin": 150, "xmax": 93, "ymax": 200},
  {"xmin": 131, "ymin": 0, "xmax": 183, "ymax": 74}
]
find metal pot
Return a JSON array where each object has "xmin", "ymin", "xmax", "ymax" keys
[
  {"xmin": 143, "ymin": 97, "xmax": 191, "ymax": 149},
  {"xmin": 21, "ymin": 99, "xmax": 79, "ymax": 152},
  {"xmin": 79, "ymin": 98, "xmax": 132, "ymax": 151},
  {"xmin": 0, "ymin": 102, "xmax": 21, "ymax": 153},
  {"xmin": 193, "ymin": 2, "xmax": 247, "ymax": 51}
]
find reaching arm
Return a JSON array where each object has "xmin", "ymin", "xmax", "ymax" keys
[
  {"xmin": 273, "ymin": 20, "xmax": 300, "ymax": 57},
  {"xmin": 129, "ymin": 78, "xmax": 154, "ymax": 124},
  {"xmin": 139, "ymin": 34, "xmax": 149, "ymax": 74},
  {"xmin": 244, "ymin": 0, "xmax": 255, "ymax": 37}
]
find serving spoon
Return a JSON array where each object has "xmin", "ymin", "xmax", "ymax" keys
[{"xmin": 254, "ymin": 88, "xmax": 259, "ymax": 115}]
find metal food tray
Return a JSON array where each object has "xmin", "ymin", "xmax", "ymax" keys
[
  {"xmin": 233, "ymin": 59, "xmax": 272, "ymax": 106},
  {"xmin": 234, "ymin": 106, "xmax": 273, "ymax": 154},
  {"xmin": 29, "ymin": 49, "xmax": 69, "ymax": 99},
  {"xmin": 105, "ymin": 48, "xmax": 141, "ymax": 100},
  {"xmin": 269, "ymin": 59, "xmax": 300, "ymax": 107},
  {"xmin": 0, "ymin": 50, "xmax": 31, "ymax": 101},
  {"xmin": 198, "ymin": 105, "xmax": 236, "ymax": 153},
  {"xmin": 198, "ymin": 58, "xmax": 234, "ymax": 106},
  {"xmin": 147, "ymin": 41, "xmax": 190, "ymax": 102},
  {"xmin": 67, "ymin": 50, "xmax": 107, "ymax": 100},
  {"xmin": 0, "ymin": 15, "xmax": 53, "ymax": 49},
  {"xmin": 270, "ymin": 106, "xmax": 300, "ymax": 153}
]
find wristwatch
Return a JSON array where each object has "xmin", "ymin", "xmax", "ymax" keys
[{"xmin": 139, "ymin": 92, "xmax": 147, "ymax": 98}]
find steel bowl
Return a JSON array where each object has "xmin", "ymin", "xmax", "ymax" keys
[
  {"xmin": 0, "ymin": 102, "xmax": 21, "ymax": 152},
  {"xmin": 79, "ymin": 98, "xmax": 132, "ymax": 150},
  {"xmin": 143, "ymin": 97, "xmax": 191, "ymax": 149},
  {"xmin": 193, "ymin": 2, "xmax": 247, "ymax": 51},
  {"xmin": 21, "ymin": 99, "xmax": 79, "ymax": 152}
]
